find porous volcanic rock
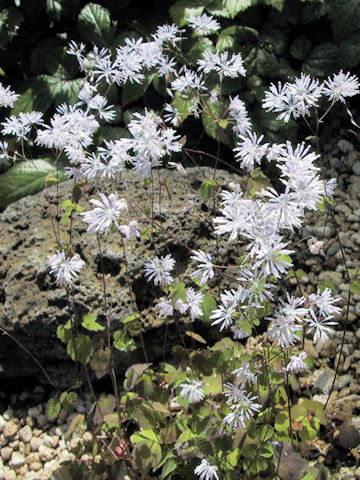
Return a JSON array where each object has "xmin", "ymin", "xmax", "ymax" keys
[{"xmin": 0, "ymin": 167, "xmax": 238, "ymax": 385}]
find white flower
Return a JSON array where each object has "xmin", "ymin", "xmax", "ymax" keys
[
  {"xmin": 194, "ymin": 459, "xmax": 219, "ymax": 480},
  {"xmin": 155, "ymin": 298, "xmax": 174, "ymax": 317},
  {"xmin": 119, "ymin": 221, "xmax": 140, "ymax": 239},
  {"xmin": 190, "ymin": 250, "xmax": 214, "ymax": 286},
  {"xmin": 263, "ymin": 82, "xmax": 307, "ymax": 122},
  {"xmin": 2, "ymin": 112, "xmax": 43, "ymax": 140},
  {"xmin": 152, "ymin": 24, "xmax": 185, "ymax": 45},
  {"xmin": 304, "ymin": 310, "xmax": 337, "ymax": 343},
  {"xmin": 175, "ymin": 298, "xmax": 188, "ymax": 314},
  {"xmin": 253, "ymin": 237, "xmax": 293, "ymax": 278},
  {"xmin": 229, "ymin": 96, "xmax": 252, "ymax": 135},
  {"xmin": 231, "ymin": 324, "xmax": 250, "ymax": 340},
  {"xmin": 36, "ymin": 104, "xmax": 98, "ymax": 150},
  {"xmin": 144, "ymin": 254, "xmax": 175, "ymax": 287},
  {"xmin": 323, "ymin": 70, "xmax": 360, "ymax": 103},
  {"xmin": 234, "ymin": 132, "xmax": 268, "ymax": 172},
  {"xmin": 210, "ymin": 301, "xmax": 236, "ymax": 331},
  {"xmin": 232, "ymin": 362, "xmax": 257, "ymax": 385},
  {"xmin": 179, "ymin": 379, "xmax": 205, "ymax": 403},
  {"xmin": 186, "ymin": 287, "xmax": 204, "ymax": 320},
  {"xmin": 0, "ymin": 83, "xmax": 18, "ymax": 108},
  {"xmin": 164, "ymin": 104, "xmax": 181, "ymax": 127},
  {"xmin": 263, "ymin": 186, "xmax": 303, "ymax": 231},
  {"xmin": 48, "ymin": 251, "xmax": 85, "ymax": 286},
  {"xmin": 198, "ymin": 51, "xmax": 245, "ymax": 79},
  {"xmin": 171, "ymin": 67, "xmax": 207, "ymax": 93},
  {"xmin": 81, "ymin": 193, "xmax": 128, "ymax": 234},
  {"xmin": 223, "ymin": 394, "xmax": 261, "ymax": 429},
  {"xmin": 310, "ymin": 288, "xmax": 342, "ymax": 317},
  {"xmin": 238, "ymin": 267, "xmax": 274, "ymax": 306},
  {"xmin": 267, "ymin": 313, "xmax": 302, "ymax": 347},
  {"xmin": 286, "ymin": 352, "xmax": 308, "ymax": 373},
  {"xmin": 188, "ymin": 13, "xmax": 220, "ymax": 35}
]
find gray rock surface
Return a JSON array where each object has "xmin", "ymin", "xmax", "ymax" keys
[{"xmin": 0, "ymin": 167, "xmax": 237, "ymax": 385}]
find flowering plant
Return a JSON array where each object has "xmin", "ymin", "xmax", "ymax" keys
[{"xmin": 1, "ymin": 7, "xmax": 359, "ymax": 480}]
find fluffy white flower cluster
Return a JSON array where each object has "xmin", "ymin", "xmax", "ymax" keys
[
  {"xmin": 47, "ymin": 251, "xmax": 85, "ymax": 286},
  {"xmin": 263, "ymin": 71, "xmax": 360, "ymax": 122},
  {"xmin": 179, "ymin": 379, "xmax": 205, "ymax": 403},
  {"xmin": 267, "ymin": 290, "xmax": 340, "ymax": 347},
  {"xmin": 223, "ymin": 382, "xmax": 261, "ymax": 430},
  {"xmin": 0, "ymin": 83, "xmax": 19, "ymax": 108}
]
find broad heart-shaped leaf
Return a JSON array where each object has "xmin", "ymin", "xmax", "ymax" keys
[
  {"xmin": 78, "ymin": 3, "xmax": 116, "ymax": 46},
  {"xmin": 31, "ymin": 38, "xmax": 79, "ymax": 79},
  {"xmin": 121, "ymin": 73, "xmax": 155, "ymax": 106},
  {"xmin": 0, "ymin": 160, "xmax": 66, "ymax": 209},
  {"xmin": 202, "ymin": 100, "xmax": 233, "ymax": 147},
  {"xmin": 223, "ymin": 0, "xmax": 255, "ymax": 18},
  {"xmin": 81, "ymin": 313, "xmax": 105, "ymax": 331},
  {"xmin": 169, "ymin": 0, "xmax": 204, "ymax": 26},
  {"xmin": 67, "ymin": 334, "xmax": 93, "ymax": 365},
  {"xmin": 302, "ymin": 43, "xmax": 338, "ymax": 77},
  {"xmin": 42, "ymin": 75, "xmax": 82, "ymax": 107}
]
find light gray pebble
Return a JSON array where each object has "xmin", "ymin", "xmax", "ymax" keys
[
  {"xmin": 28, "ymin": 406, "xmax": 42, "ymax": 418},
  {"xmin": 3, "ymin": 468, "xmax": 16, "ymax": 480},
  {"xmin": 19, "ymin": 426, "xmax": 32, "ymax": 443},
  {"xmin": 1, "ymin": 447, "xmax": 12, "ymax": 461},
  {"xmin": 9, "ymin": 451, "xmax": 25, "ymax": 467},
  {"xmin": 352, "ymin": 161, "xmax": 360, "ymax": 176},
  {"xmin": 2, "ymin": 411, "xmax": 13, "ymax": 422},
  {"xmin": 36, "ymin": 414, "xmax": 47, "ymax": 428},
  {"xmin": 38, "ymin": 444, "xmax": 56, "ymax": 462},
  {"xmin": 3, "ymin": 420, "xmax": 20, "ymax": 439},
  {"xmin": 30, "ymin": 437, "xmax": 42, "ymax": 452},
  {"xmin": 338, "ymin": 139, "xmax": 354, "ymax": 153},
  {"xmin": 0, "ymin": 418, "xmax": 4, "ymax": 434}
]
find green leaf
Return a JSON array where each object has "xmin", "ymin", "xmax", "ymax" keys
[
  {"xmin": 124, "ymin": 363, "xmax": 148, "ymax": 390},
  {"xmin": 46, "ymin": 397, "xmax": 61, "ymax": 421},
  {"xmin": 0, "ymin": 160, "xmax": 66, "ymax": 209},
  {"xmin": 65, "ymin": 413, "xmax": 85, "ymax": 440},
  {"xmin": 161, "ymin": 458, "xmax": 177, "ymax": 479},
  {"xmin": 67, "ymin": 334, "xmax": 93, "ymax": 365},
  {"xmin": 302, "ymin": 43, "xmax": 338, "ymax": 77},
  {"xmin": 81, "ymin": 313, "xmax": 105, "ymax": 332},
  {"xmin": 172, "ymin": 94, "xmax": 196, "ymax": 121},
  {"xmin": 185, "ymin": 331, "xmax": 207, "ymax": 344},
  {"xmin": 31, "ymin": 38, "xmax": 79, "ymax": 79},
  {"xmin": 202, "ymin": 100, "xmax": 232, "ymax": 147},
  {"xmin": 169, "ymin": 0, "xmax": 204, "ymax": 26},
  {"xmin": 200, "ymin": 294, "xmax": 217, "ymax": 323},
  {"xmin": 90, "ymin": 349, "xmax": 112, "ymax": 379},
  {"xmin": 264, "ymin": 0, "xmax": 284, "ymax": 10},
  {"xmin": 185, "ymin": 38, "xmax": 214, "ymax": 62},
  {"xmin": 199, "ymin": 179, "xmax": 218, "ymax": 202},
  {"xmin": 350, "ymin": 279, "xmax": 360, "ymax": 294},
  {"xmin": 122, "ymin": 73, "xmax": 155, "ymax": 106},
  {"xmin": 131, "ymin": 429, "xmax": 160, "ymax": 443},
  {"xmin": 113, "ymin": 330, "xmax": 136, "ymax": 352},
  {"xmin": 290, "ymin": 36, "xmax": 312, "ymax": 61},
  {"xmin": 57, "ymin": 320, "xmax": 72, "ymax": 344},
  {"xmin": 123, "ymin": 313, "xmax": 140, "ymax": 324},
  {"xmin": 78, "ymin": 3, "xmax": 116, "ymax": 46},
  {"xmin": 224, "ymin": 0, "xmax": 255, "ymax": 18},
  {"xmin": 41, "ymin": 74, "xmax": 82, "ymax": 107}
]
